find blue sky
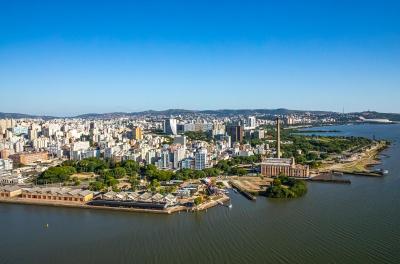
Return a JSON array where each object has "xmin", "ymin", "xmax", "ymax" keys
[{"xmin": 0, "ymin": 0, "xmax": 399, "ymax": 116}]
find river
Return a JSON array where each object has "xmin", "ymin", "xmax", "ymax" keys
[{"xmin": 1, "ymin": 124, "xmax": 399, "ymax": 264}]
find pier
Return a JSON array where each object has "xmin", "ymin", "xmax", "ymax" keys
[
  {"xmin": 309, "ymin": 173, "xmax": 351, "ymax": 184},
  {"xmin": 332, "ymin": 170, "xmax": 383, "ymax": 177},
  {"xmin": 229, "ymin": 180, "xmax": 257, "ymax": 201}
]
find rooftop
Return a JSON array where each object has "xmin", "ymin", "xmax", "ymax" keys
[{"xmin": 262, "ymin": 158, "xmax": 295, "ymax": 166}]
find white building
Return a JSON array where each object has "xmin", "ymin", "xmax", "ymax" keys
[
  {"xmin": 164, "ymin": 118, "xmax": 178, "ymax": 135},
  {"xmin": 0, "ymin": 159, "xmax": 13, "ymax": 171},
  {"xmin": 247, "ymin": 116, "xmax": 256, "ymax": 129},
  {"xmin": 195, "ymin": 148, "xmax": 208, "ymax": 170},
  {"xmin": 72, "ymin": 141, "xmax": 90, "ymax": 151},
  {"xmin": 172, "ymin": 147, "xmax": 186, "ymax": 169}
]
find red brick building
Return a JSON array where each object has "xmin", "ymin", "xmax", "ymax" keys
[
  {"xmin": 261, "ymin": 158, "xmax": 310, "ymax": 178},
  {"xmin": 10, "ymin": 152, "xmax": 49, "ymax": 165}
]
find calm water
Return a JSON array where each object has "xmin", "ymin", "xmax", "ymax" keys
[{"xmin": 1, "ymin": 124, "xmax": 400, "ymax": 264}]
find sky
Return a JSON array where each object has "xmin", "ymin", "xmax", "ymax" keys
[{"xmin": 0, "ymin": 0, "xmax": 399, "ymax": 116}]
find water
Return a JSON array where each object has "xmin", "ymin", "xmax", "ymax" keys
[{"xmin": 1, "ymin": 124, "xmax": 400, "ymax": 264}]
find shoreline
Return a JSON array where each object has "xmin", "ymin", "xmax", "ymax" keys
[
  {"xmin": 0, "ymin": 195, "xmax": 230, "ymax": 214},
  {"xmin": 314, "ymin": 141, "xmax": 389, "ymax": 177}
]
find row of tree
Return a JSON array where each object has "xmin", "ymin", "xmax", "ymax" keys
[{"xmin": 38, "ymin": 156, "xmax": 257, "ymax": 189}]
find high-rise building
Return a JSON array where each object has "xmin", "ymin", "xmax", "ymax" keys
[
  {"xmin": 146, "ymin": 149, "xmax": 157, "ymax": 165},
  {"xmin": 276, "ymin": 117, "xmax": 281, "ymax": 158},
  {"xmin": 164, "ymin": 118, "xmax": 177, "ymax": 135},
  {"xmin": 247, "ymin": 116, "xmax": 256, "ymax": 129},
  {"xmin": 158, "ymin": 149, "xmax": 171, "ymax": 169},
  {"xmin": 0, "ymin": 119, "xmax": 7, "ymax": 135},
  {"xmin": 180, "ymin": 158, "xmax": 194, "ymax": 169},
  {"xmin": 14, "ymin": 141, "xmax": 24, "ymax": 153},
  {"xmin": 215, "ymin": 134, "xmax": 231, "ymax": 147},
  {"xmin": 28, "ymin": 127, "xmax": 38, "ymax": 140},
  {"xmin": 172, "ymin": 147, "xmax": 185, "ymax": 169},
  {"xmin": 254, "ymin": 129, "xmax": 265, "ymax": 139},
  {"xmin": 195, "ymin": 148, "xmax": 207, "ymax": 170},
  {"xmin": 133, "ymin": 127, "xmax": 143, "ymax": 140},
  {"xmin": 227, "ymin": 125, "xmax": 244, "ymax": 145}
]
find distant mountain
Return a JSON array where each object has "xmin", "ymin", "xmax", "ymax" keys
[
  {"xmin": 1, "ymin": 109, "xmax": 399, "ymax": 121},
  {"xmin": 0, "ymin": 112, "xmax": 55, "ymax": 119},
  {"xmin": 75, "ymin": 112, "xmax": 130, "ymax": 119},
  {"xmin": 357, "ymin": 111, "xmax": 400, "ymax": 122}
]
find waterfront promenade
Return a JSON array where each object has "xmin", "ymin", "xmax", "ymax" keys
[{"xmin": 0, "ymin": 194, "xmax": 230, "ymax": 214}]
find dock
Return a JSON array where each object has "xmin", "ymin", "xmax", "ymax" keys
[
  {"xmin": 309, "ymin": 173, "xmax": 351, "ymax": 184},
  {"xmin": 229, "ymin": 180, "xmax": 257, "ymax": 201},
  {"xmin": 332, "ymin": 170, "xmax": 383, "ymax": 177}
]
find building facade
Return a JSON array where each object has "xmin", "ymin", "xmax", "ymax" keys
[
  {"xmin": 20, "ymin": 187, "xmax": 94, "ymax": 203},
  {"xmin": 195, "ymin": 149, "xmax": 208, "ymax": 170},
  {"xmin": 227, "ymin": 125, "xmax": 244, "ymax": 145},
  {"xmin": 9, "ymin": 152, "xmax": 49, "ymax": 165},
  {"xmin": 260, "ymin": 158, "xmax": 310, "ymax": 178}
]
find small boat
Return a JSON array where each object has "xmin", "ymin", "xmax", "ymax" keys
[
  {"xmin": 374, "ymin": 169, "xmax": 389, "ymax": 175},
  {"xmin": 233, "ymin": 189, "xmax": 238, "ymax": 193},
  {"xmin": 228, "ymin": 204, "xmax": 233, "ymax": 209},
  {"xmin": 45, "ymin": 224, "xmax": 49, "ymax": 228}
]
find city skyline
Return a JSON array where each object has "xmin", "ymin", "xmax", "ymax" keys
[
  {"xmin": 1, "ymin": 2, "xmax": 400, "ymax": 263},
  {"xmin": 1, "ymin": 1, "xmax": 399, "ymax": 115},
  {"xmin": 0, "ymin": 107, "xmax": 398, "ymax": 119}
]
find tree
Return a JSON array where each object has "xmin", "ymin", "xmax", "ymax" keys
[
  {"xmin": 38, "ymin": 166, "xmax": 77, "ymax": 184},
  {"xmin": 89, "ymin": 181, "xmax": 105, "ymax": 191},
  {"xmin": 106, "ymin": 177, "xmax": 118, "ymax": 187},
  {"xmin": 193, "ymin": 170, "xmax": 206, "ymax": 179},
  {"xmin": 273, "ymin": 178, "xmax": 282, "ymax": 186},
  {"xmin": 113, "ymin": 167, "xmax": 127, "ymax": 179},
  {"xmin": 231, "ymin": 167, "xmax": 247, "ymax": 176},
  {"xmin": 194, "ymin": 196, "xmax": 203, "ymax": 206},
  {"xmin": 266, "ymin": 176, "xmax": 307, "ymax": 198},
  {"xmin": 129, "ymin": 176, "xmax": 140, "ymax": 191},
  {"xmin": 203, "ymin": 168, "xmax": 221, "ymax": 177},
  {"xmin": 122, "ymin": 160, "xmax": 140, "ymax": 176},
  {"xmin": 148, "ymin": 179, "xmax": 160, "ymax": 193}
]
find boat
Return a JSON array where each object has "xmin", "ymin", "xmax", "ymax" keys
[
  {"xmin": 228, "ymin": 204, "xmax": 232, "ymax": 209},
  {"xmin": 374, "ymin": 169, "xmax": 389, "ymax": 175}
]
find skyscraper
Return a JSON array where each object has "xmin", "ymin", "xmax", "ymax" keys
[
  {"xmin": 227, "ymin": 125, "xmax": 244, "ymax": 145},
  {"xmin": 164, "ymin": 118, "xmax": 178, "ymax": 135},
  {"xmin": 247, "ymin": 116, "xmax": 256, "ymax": 129},
  {"xmin": 133, "ymin": 127, "xmax": 143, "ymax": 140}
]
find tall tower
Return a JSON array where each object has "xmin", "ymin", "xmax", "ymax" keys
[{"xmin": 276, "ymin": 117, "xmax": 281, "ymax": 158}]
